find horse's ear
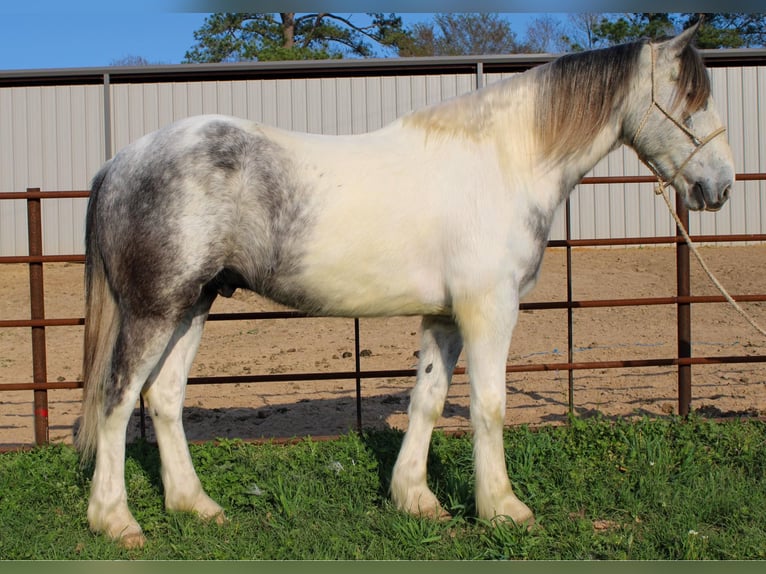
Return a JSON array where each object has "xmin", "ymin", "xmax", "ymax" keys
[{"xmin": 661, "ymin": 19, "xmax": 701, "ymax": 57}]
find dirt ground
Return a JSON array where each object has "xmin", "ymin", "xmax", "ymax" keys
[{"xmin": 1, "ymin": 245, "xmax": 766, "ymax": 448}]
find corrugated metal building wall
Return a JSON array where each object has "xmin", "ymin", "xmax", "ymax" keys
[{"xmin": 1, "ymin": 52, "xmax": 764, "ymax": 256}]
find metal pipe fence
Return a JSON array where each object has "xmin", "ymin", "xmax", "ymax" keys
[{"xmin": 1, "ymin": 175, "xmax": 766, "ymax": 447}]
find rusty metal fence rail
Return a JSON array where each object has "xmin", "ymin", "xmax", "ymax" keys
[{"xmin": 2, "ymin": 175, "xmax": 766, "ymax": 447}]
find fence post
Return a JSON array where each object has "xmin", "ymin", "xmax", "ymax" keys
[
  {"xmin": 354, "ymin": 318, "xmax": 362, "ymax": 432},
  {"xmin": 27, "ymin": 188, "xmax": 50, "ymax": 445},
  {"xmin": 675, "ymin": 191, "xmax": 692, "ymax": 417},
  {"xmin": 565, "ymin": 197, "xmax": 575, "ymax": 415}
]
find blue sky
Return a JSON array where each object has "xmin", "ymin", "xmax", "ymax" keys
[
  {"xmin": 0, "ymin": 12, "xmax": 210, "ymax": 70},
  {"xmin": 0, "ymin": 10, "xmax": 543, "ymax": 71}
]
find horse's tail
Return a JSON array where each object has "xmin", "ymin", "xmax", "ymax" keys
[{"xmin": 76, "ymin": 163, "xmax": 120, "ymax": 462}]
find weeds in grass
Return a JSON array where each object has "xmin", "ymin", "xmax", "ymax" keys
[{"xmin": 1, "ymin": 415, "xmax": 764, "ymax": 559}]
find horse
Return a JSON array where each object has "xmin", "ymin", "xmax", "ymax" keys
[{"xmin": 77, "ymin": 23, "xmax": 734, "ymax": 547}]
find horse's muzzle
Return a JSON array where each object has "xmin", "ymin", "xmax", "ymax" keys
[{"xmin": 687, "ymin": 175, "xmax": 734, "ymax": 212}]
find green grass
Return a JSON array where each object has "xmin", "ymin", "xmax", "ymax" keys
[{"xmin": 1, "ymin": 415, "xmax": 765, "ymax": 559}]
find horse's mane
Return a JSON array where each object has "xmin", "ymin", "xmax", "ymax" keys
[
  {"xmin": 401, "ymin": 36, "xmax": 711, "ymax": 163},
  {"xmin": 535, "ymin": 37, "xmax": 711, "ymax": 162}
]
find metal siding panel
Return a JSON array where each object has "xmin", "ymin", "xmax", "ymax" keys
[
  {"xmin": 305, "ymin": 78, "xmax": 323, "ymax": 134},
  {"xmin": 290, "ymin": 79, "xmax": 307, "ymax": 133},
  {"xmin": 275, "ymin": 79, "xmax": 292, "ymax": 130},
  {"xmin": 247, "ymin": 81, "xmax": 263, "ymax": 122},
  {"xmin": 215, "ymin": 81, "xmax": 233, "ymax": 116},
  {"xmin": 439, "ymin": 75, "xmax": 458, "ymax": 100},
  {"xmin": 591, "ymin": 156, "xmax": 608, "ymax": 239},
  {"xmin": 63, "ymin": 86, "xmax": 88, "ymax": 254},
  {"xmin": 156, "ymin": 83, "xmax": 175, "ymax": 126},
  {"xmin": 319, "ymin": 78, "xmax": 337, "ymax": 134},
  {"xmin": 607, "ymin": 149, "xmax": 625, "ymax": 239},
  {"xmin": 380, "ymin": 77, "xmax": 398, "ymax": 125},
  {"xmin": 129, "ymin": 84, "xmax": 147, "ymax": 143},
  {"xmin": 621, "ymin": 149, "xmax": 642, "ymax": 238},
  {"xmin": 456, "ymin": 74, "xmax": 477, "ymax": 95},
  {"xmin": 759, "ymin": 67, "xmax": 766, "ymax": 234},
  {"xmin": 409, "ymin": 76, "xmax": 427, "ymax": 112},
  {"xmin": 548, "ymin": 202, "xmax": 567, "ymax": 241},
  {"xmin": 484, "ymin": 72, "xmax": 504, "ymax": 86},
  {"xmin": 350, "ymin": 77, "xmax": 367, "ymax": 134},
  {"xmin": 741, "ymin": 67, "xmax": 761, "ymax": 234},
  {"xmin": 335, "ymin": 78, "xmax": 352, "ymax": 134},
  {"xmin": 569, "ymin": 187, "xmax": 583, "ymax": 240},
  {"xmin": 260, "ymin": 81, "xmax": 278, "ymax": 127},
  {"xmin": 141, "ymin": 84, "xmax": 160, "ymax": 134},
  {"xmin": 723, "ymin": 67, "xmax": 744, "ymax": 237},
  {"xmin": 231, "ymin": 81, "xmax": 249, "ymax": 119},
  {"xmin": 425, "ymin": 75, "xmax": 441, "ymax": 106},
  {"xmin": 52, "ymin": 87, "xmax": 75, "ymax": 254},
  {"xmin": 187, "ymin": 82, "xmax": 204, "ymax": 116},
  {"xmin": 110, "ymin": 84, "xmax": 128, "ymax": 154},
  {"xmin": 173, "ymin": 82, "xmax": 190, "ymax": 119},
  {"xmin": 364, "ymin": 77, "xmax": 383, "ymax": 132},
  {"xmin": 0, "ymin": 88, "xmax": 25, "ymax": 255},
  {"xmin": 40, "ymin": 87, "xmax": 60, "ymax": 254},
  {"xmin": 395, "ymin": 76, "xmax": 412, "ymax": 118}
]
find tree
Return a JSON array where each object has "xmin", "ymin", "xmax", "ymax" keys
[
  {"xmin": 684, "ymin": 13, "xmax": 766, "ymax": 48},
  {"xmin": 183, "ymin": 12, "xmax": 406, "ymax": 63},
  {"xmin": 396, "ymin": 13, "xmax": 523, "ymax": 57},
  {"xmin": 524, "ymin": 14, "xmax": 569, "ymax": 53},
  {"xmin": 591, "ymin": 13, "xmax": 676, "ymax": 45},
  {"xmin": 559, "ymin": 13, "xmax": 608, "ymax": 51},
  {"xmin": 584, "ymin": 13, "xmax": 766, "ymax": 49}
]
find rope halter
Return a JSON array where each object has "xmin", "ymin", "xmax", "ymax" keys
[{"xmin": 631, "ymin": 44, "xmax": 727, "ymax": 198}]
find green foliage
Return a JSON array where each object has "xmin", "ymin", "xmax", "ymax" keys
[
  {"xmin": 585, "ymin": 13, "xmax": 766, "ymax": 50},
  {"xmin": 591, "ymin": 13, "xmax": 677, "ymax": 45},
  {"xmin": 692, "ymin": 13, "xmax": 766, "ymax": 49},
  {"xmin": 183, "ymin": 12, "xmax": 405, "ymax": 63},
  {"xmin": 1, "ymin": 417, "xmax": 765, "ymax": 559}
]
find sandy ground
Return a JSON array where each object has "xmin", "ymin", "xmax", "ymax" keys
[{"xmin": 1, "ymin": 245, "xmax": 766, "ymax": 448}]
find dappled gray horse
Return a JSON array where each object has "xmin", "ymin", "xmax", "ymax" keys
[{"xmin": 78, "ymin": 24, "xmax": 734, "ymax": 547}]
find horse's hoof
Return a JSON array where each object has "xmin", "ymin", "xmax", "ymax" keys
[
  {"xmin": 417, "ymin": 504, "xmax": 452, "ymax": 522},
  {"xmin": 119, "ymin": 530, "xmax": 146, "ymax": 549},
  {"xmin": 211, "ymin": 510, "xmax": 227, "ymax": 525},
  {"xmin": 490, "ymin": 510, "xmax": 536, "ymax": 531}
]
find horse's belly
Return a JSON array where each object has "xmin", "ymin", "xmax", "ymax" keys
[{"xmin": 296, "ymin": 258, "xmax": 449, "ymax": 318}]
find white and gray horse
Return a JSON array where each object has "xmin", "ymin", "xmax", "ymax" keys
[{"xmin": 78, "ymin": 24, "xmax": 734, "ymax": 547}]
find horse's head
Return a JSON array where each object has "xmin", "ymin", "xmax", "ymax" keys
[{"xmin": 628, "ymin": 22, "xmax": 735, "ymax": 212}]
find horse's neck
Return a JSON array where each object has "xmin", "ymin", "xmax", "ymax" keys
[
  {"xmin": 492, "ymin": 85, "xmax": 626, "ymax": 212},
  {"xmin": 553, "ymin": 123, "xmax": 624, "ymax": 190}
]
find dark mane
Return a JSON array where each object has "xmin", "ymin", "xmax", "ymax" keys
[{"xmin": 535, "ymin": 38, "xmax": 710, "ymax": 161}]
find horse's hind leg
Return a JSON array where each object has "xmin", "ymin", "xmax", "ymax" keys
[
  {"xmin": 391, "ymin": 315, "xmax": 462, "ymax": 519},
  {"xmin": 141, "ymin": 289, "xmax": 224, "ymax": 523},
  {"xmin": 87, "ymin": 315, "xmax": 179, "ymax": 548}
]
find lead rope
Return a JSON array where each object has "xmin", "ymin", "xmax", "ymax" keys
[
  {"xmin": 654, "ymin": 181, "xmax": 766, "ymax": 338},
  {"xmin": 635, "ymin": 44, "xmax": 766, "ymax": 338}
]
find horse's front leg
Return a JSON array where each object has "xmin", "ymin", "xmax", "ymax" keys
[
  {"xmin": 391, "ymin": 315, "xmax": 462, "ymax": 519},
  {"xmin": 455, "ymin": 287, "xmax": 534, "ymax": 526}
]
